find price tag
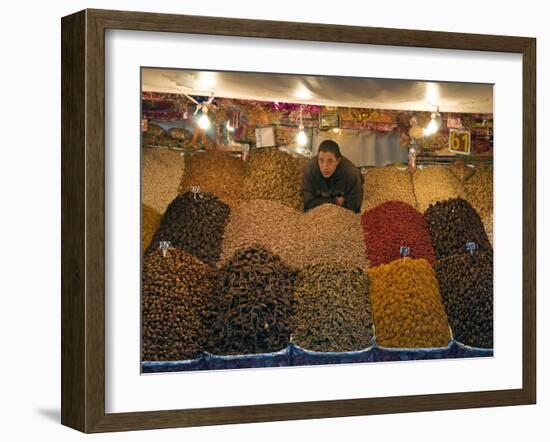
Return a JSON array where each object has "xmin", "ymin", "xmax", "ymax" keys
[
  {"xmin": 400, "ymin": 246, "xmax": 410, "ymax": 258},
  {"xmin": 465, "ymin": 241, "xmax": 477, "ymax": 255},
  {"xmin": 159, "ymin": 241, "xmax": 172, "ymax": 257},
  {"xmin": 449, "ymin": 129, "xmax": 471, "ymax": 155}
]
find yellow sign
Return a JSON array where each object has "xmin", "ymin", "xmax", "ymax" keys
[{"xmin": 449, "ymin": 129, "xmax": 471, "ymax": 155}]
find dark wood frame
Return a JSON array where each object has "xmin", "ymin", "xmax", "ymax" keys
[{"xmin": 61, "ymin": 9, "xmax": 536, "ymax": 433}]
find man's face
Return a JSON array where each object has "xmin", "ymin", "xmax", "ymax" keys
[{"xmin": 318, "ymin": 151, "xmax": 340, "ymax": 178}]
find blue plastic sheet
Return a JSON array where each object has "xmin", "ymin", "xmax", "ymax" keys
[
  {"xmin": 204, "ymin": 345, "xmax": 292, "ymax": 370},
  {"xmin": 374, "ymin": 341, "xmax": 453, "ymax": 362},
  {"xmin": 290, "ymin": 343, "xmax": 375, "ymax": 366},
  {"xmin": 142, "ymin": 354, "xmax": 207, "ymax": 373},
  {"xmin": 451, "ymin": 341, "xmax": 493, "ymax": 358},
  {"xmin": 141, "ymin": 340, "xmax": 492, "ymax": 373}
]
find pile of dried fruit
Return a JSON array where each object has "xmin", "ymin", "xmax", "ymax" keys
[
  {"xmin": 462, "ymin": 164, "xmax": 494, "ymax": 245},
  {"xmin": 142, "ymin": 147, "xmax": 185, "ymax": 213},
  {"xmin": 361, "ymin": 167, "xmax": 417, "ymax": 212},
  {"xmin": 141, "ymin": 248, "xmax": 216, "ymax": 361},
  {"xmin": 207, "ymin": 245, "xmax": 295, "ymax": 355},
  {"xmin": 141, "ymin": 204, "xmax": 161, "ymax": 252},
  {"xmin": 424, "ymin": 198, "xmax": 492, "ymax": 260},
  {"xmin": 368, "ymin": 258, "xmax": 451, "ymax": 348},
  {"xmin": 361, "ymin": 201, "xmax": 435, "ymax": 266},
  {"xmin": 243, "ymin": 148, "xmax": 306, "ymax": 210},
  {"xmin": 179, "ymin": 150, "xmax": 246, "ymax": 208},
  {"xmin": 221, "ymin": 200, "xmax": 368, "ymax": 269},
  {"xmin": 292, "ymin": 263, "xmax": 374, "ymax": 352},
  {"xmin": 413, "ymin": 166, "xmax": 465, "ymax": 212},
  {"xmin": 147, "ymin": 191, "xmax": 230, "ymax": 265},
  {"xmin": 434, "ymin": 251, "xmax": 493, "ymax": 348}
]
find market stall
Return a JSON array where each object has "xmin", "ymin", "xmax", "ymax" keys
[{"xmin": 140, "ymin": 69, "xmax": 494, "ymax": 372}]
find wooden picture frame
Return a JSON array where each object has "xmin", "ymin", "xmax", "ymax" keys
[{"xmin": 61, "ymin": 8, "xmax": 536, "ymax": 433}]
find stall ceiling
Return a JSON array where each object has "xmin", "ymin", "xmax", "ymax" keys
[{"xmin": 142, "ymin": 68, "xmax": 493, "ymax": 114}]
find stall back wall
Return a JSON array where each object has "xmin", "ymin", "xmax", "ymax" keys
[{"xmin": 313, "ymin": 129, "xmax": 405, "ymax": 167}]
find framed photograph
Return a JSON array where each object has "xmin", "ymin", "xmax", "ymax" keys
[
  {"xmin": 61, "ymin": 9, "xmax": 536, "ymax": 433},
  {"xmin": 319, "ymin": 112, "xmax": 340, "ymax": 129}
]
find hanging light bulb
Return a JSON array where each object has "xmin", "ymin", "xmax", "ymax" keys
[
  {"xmin": 423, "ymin": 109, "xmax": 442, "ymax": 137},
  {"xmin": 198, "ymin": 113, "xmax": 210, "ymax": 129},
  {"xmin": 226, "ymin": 120, "xmax": 234, "ymax": 132},
  {"xmin": 296, "ymin": 105, "xmax": 307, "ymax": 146},
  {"xmin": 296, "ymin": 124, "xmax": 308, "ymax": 146}
]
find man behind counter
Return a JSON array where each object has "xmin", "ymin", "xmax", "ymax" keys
[{"xmin": 301, "ymin": 140, "xmax": 364, "ymax": 213}]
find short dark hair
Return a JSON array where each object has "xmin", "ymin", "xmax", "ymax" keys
[{"xmin": 318, "ymin": 140, "xmax": 341, "ymax": 159}]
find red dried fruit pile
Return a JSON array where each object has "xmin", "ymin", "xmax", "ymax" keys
[{"xmin": 361, "ymin": 201, "xmax": 435, "ymax": 267}]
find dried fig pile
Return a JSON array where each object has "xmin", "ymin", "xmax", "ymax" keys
[
  {"xmin": 424, "ymin": 198, "xmax": 492, "ymax": 260},
  {"xmin": 434, "ymin": 251, "xmax": 493, "ymax": 348},
  {"xmin": 147, "ymin": 191, "xmax": 230, "ymax": 265},
  {"xmin": 141, "ymin": 248, "xmax": 216, "ymax": 361}
]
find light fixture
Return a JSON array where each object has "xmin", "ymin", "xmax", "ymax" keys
[
  {"xmin": 226, "ymin": 120, "xmax": 235, "ymax": 132},
  {"xmin": 198, "ymin": 113, "xmax": 210, "ymax": 129},
  {"xmin": 296, "ymin": 125, "xmax": 308, "ymax": 146},
  {"xmin": 193, "ymin": 92, "xmax": 215, "ymax": 131},
  {"xmin": 296, "ymin": 106, "xmax": 308, "ymax": 146},
  {"xmin": 423, "ymin": 108, "xmax": 442, "ymax": 137}
]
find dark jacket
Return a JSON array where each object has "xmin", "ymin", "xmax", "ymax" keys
[{"xmin": 301, "ymin": 155, "xmax": 364, "ymax": 213}]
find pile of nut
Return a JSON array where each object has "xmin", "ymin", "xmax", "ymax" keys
[
  {"xmin": 142, "ymin": 147, "xmax": 185, "ymax": 214},
  {"xmin": 361, "ymin": 201, "xmax": 435, "ymax": 266},
  {"xmin": 141, "ymin": 123, "xmax": 166, "ymax": 147},
  {"xmin": 368, "ymin": 258, "xmax": 451, "ymax": 348},
  {"xmin": 221, "ymin": 200, "xmax": 368, "ymax": 269},
  {"xmin": 243, "ymin": 148, "xmax": 306, "ymax": 210},
  {"xmin": 361, "ymin": 167, "xmax": 417, "ymax": 212},
  {"xmin": 141, "ymin": 248, "xmax": 216, "ymax": 361},
  {"xmin": 179, "ymin": 150, "xmax": 247, "ymax": 208},
  {"xmin": 220, "ymin": 200, "xmax": 301, "ymax": 266},
  {"xmin": 302, "ymin": 204, "xmax": 369, "ymax": 268},
  {"xmin": 207, "ymin": 245, "xmax": 295, "ymax": 355},
  {"xmin": 424, "ymin": 198, "xmax": 492, "ymax": 260},
  {"xmin": 292, "ymin": 263, "xmax": 374, "ymax": 352},
  {"xmin": 168, "ymin": 127, "xmax": 193, "ymax": 142},
  {"xmin": 413, "ymin": 166, "xmax": 465, "ymax": 212},
  {"xmin": 449, "ymin": 159, "xmax": 475, "ymax": 182},
  {"xmin": 147, "ymin": 191, "xmax": 230, "ymax": 265},
  {"xmin": 433, "ymin": 251, "xmax": 493, "ymax": 348},
  {"xmin": 141, "ymin": 204, "xmax": 161, "ymax": 253},
  {"xmin": 462, "ymin": 164, "xmax": 494, "ymax": 245}
]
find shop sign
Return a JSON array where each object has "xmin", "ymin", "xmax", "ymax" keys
[{"xmin": 449, "ymin": 129, "xmax": 471, "ymax": 155}]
